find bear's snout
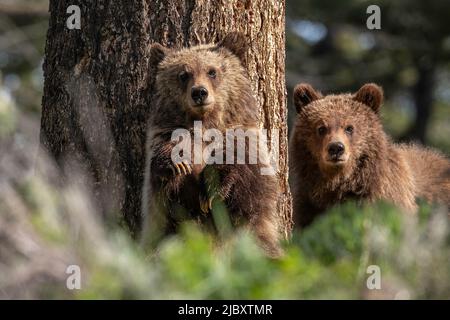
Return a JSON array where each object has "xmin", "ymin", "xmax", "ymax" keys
[
  {"xmin": 191, "ymin": 86, "xmax": 209, "ymax": 105},
  {"xmin": 327, "ymin": 142, "xmax": 345, "ymax": 159}
]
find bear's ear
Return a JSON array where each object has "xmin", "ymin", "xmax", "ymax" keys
[
  {"xmin": 353, "ymin": 83, "xmax": 383, "ymax": 113},
  {"xmin": 149, "ymin": 43, "xmax": 170, "ymax": 67},
  {"xmin": 217, "ymin": 32, "xmax": 248, "ymax": 62},
  {"xmin": 293, "ymin": 83, "xmax": 322, "ymax": 113}
]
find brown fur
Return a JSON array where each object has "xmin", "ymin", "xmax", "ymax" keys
[
  {"xmin": 142, "ymin": 33, "xmax": 281, "ymax": 257},
  {"xmin": 289, "ymin": 83, "xmax": 450, "ymax": 228}
]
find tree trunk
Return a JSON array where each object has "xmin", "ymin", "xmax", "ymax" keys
[
  {"xmin": 406, "ymin": 62, "xmax": 435, "ymax": 144},
  {"xmin": 41, "ymin": 0, "xmax": 292, "ymax": 238}
]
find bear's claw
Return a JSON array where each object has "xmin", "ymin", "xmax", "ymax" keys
[
  {"xmin": 199, "ymin": 195, "xmax": 214, "ymax": 214},
  {"xmin": 171, "ymin": 161, "xmax": 192, "ymax": 176}
]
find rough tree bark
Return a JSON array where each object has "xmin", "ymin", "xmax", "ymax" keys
[{"xmin": 41, "ymin": 0, "xmax": 292, "ymax": 238}]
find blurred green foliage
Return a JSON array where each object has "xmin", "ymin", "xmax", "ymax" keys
[
  {"xmin": 6, "ymin": 167, "xmax": 447, "ymax": 299},
  {"xmin": 46, "ymin": 199, "xmax": 450, "ymax": 299}
]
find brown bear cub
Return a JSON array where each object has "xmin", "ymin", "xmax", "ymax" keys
[
  {"xmin": 142, "ymin": 33, "xmax": 281, "ymax": 256},
  {"xmin": 290, "ymin": 83, "xmax": 450, "ymax": 228}
]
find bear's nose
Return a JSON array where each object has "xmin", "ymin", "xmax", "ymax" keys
[
  {"xmin": 327, "ymin": 142, "xmax": 345, "ymax": 157},
  {"xmin": 191, "ymin": 86, "xmax": 209, "ymax": 105}
]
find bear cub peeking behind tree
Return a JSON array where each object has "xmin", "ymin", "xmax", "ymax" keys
[
  {"xmin": 142, "ymin": 33, "xmax": 282, "ymax": 257},
  {"xmin": 290, "ymin": 83, "xmax": 450, "ymax": 228}
]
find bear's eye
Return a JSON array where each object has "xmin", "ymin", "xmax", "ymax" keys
[
  {"xmin": 345, "ymin": 125, "xmax": 354, "ymax": 135},
  {"xmin": 317, "ymin": 126, "xmax": 327, "ymax": 136},
  {"xmin": 207, "ymin": 69, "xmax": 217, "ymax": 79},
  {"xmin": 178, "ymin": 71, "xmax": 189, "ymax": 83}
]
